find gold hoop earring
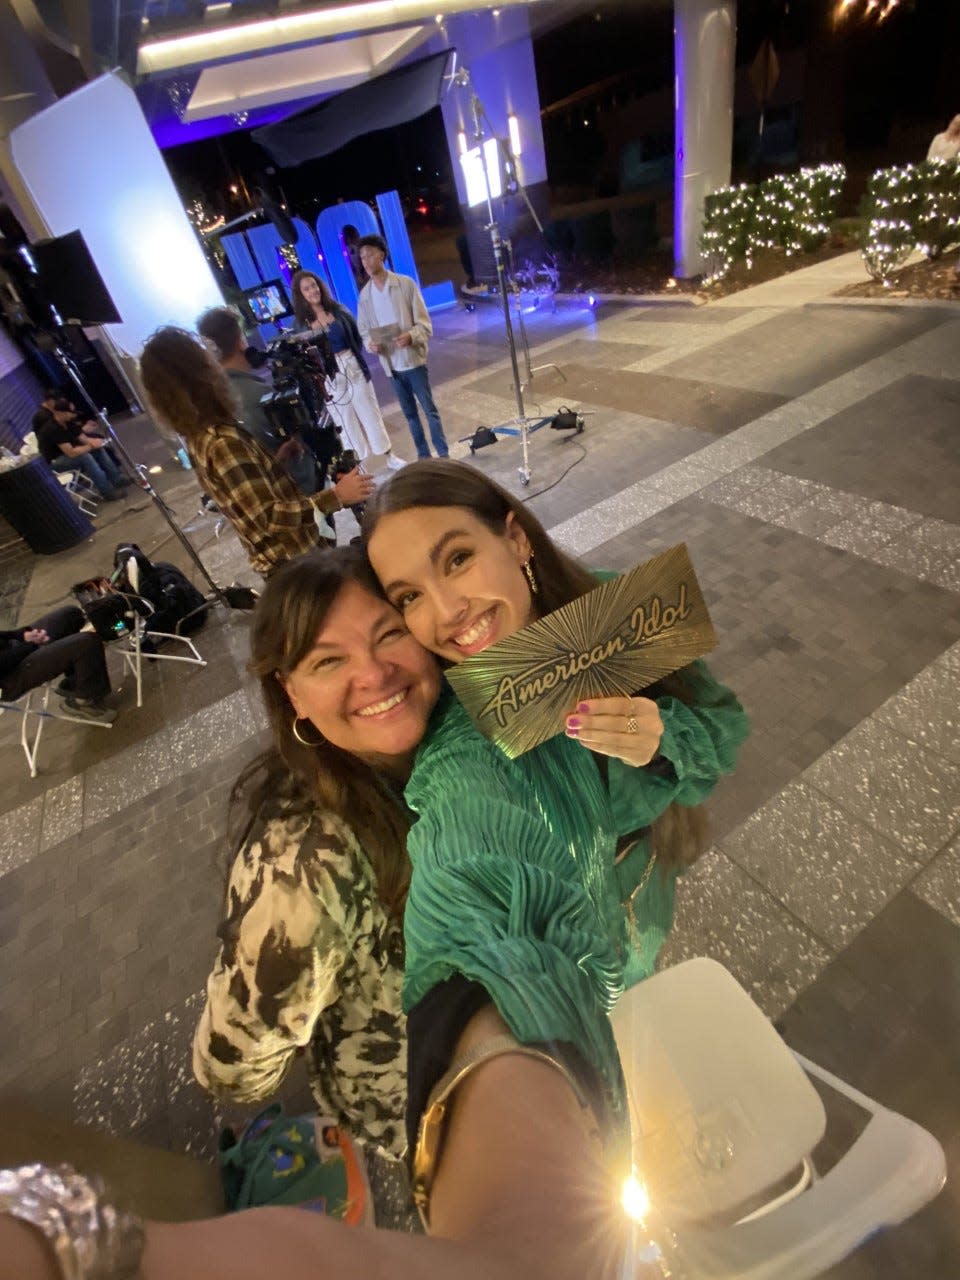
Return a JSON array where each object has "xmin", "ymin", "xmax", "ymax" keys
[
  {"xmin": 522, "ymin": 556, "xmax": 539, "ymax": 597},
  {"xmin": 292, "ymin": 715, "xmax": 325, "ymax": 748}
]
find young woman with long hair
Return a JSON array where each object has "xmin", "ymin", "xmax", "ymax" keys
[
  {"xmin": 139, "ymin": 327, "xmax": 372, "ymax": 576},
  {"xmin": 363, "ymin": 460, "xmax": 746, "ymax": 916},
  {"xmin": 290, "ymin": 270, "xmax": 403, "ymax": 469},
  {"xmin": 361, "ymin": 458, "xmax": 748, "ymax": 1173}
]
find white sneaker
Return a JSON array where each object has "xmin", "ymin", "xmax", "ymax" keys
[{"xmin": 385, "ymin": 453, "xmax": 407, "ymax": 471}]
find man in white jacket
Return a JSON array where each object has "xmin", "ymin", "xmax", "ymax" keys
[{"xmin": 356, "ymin": 235, "xmax": 449, "ymax": 459}]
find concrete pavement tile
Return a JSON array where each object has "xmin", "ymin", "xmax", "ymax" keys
[
  {"xmin": 774, "ymin": 499, "xmax": 847, "ymax": 539},
  {"xmin": 549, "ymin": 485, "xmax": 675, "ymax": 555},
  {"xmin": 0, "ymin": 796, "xmax": 43, "ymax": 879},
  {"xmin": 803, "ymin": 718, "xmax": 960, "ymax": 862},
  {"xmin": 819, "ymin": 518, "xmax": 899, "ymax": 557},
  {"xmin": 726, "ymin": 483, "xmax": 808, "ymax": 522},
  {"xmin": 73, "ymin": 1014, "xmax": 162, "ymax": 1137},
  {"xmin": 720, "ymin": 779, "xmax": 919, "ymax": 948},
  {"xmin": 912, "ymin": 837, "xmax": 960, "ymax": 929},
  {"xmin": 649, "ymin": 458, "xmax": 724, "ymax": 498},
  {"xmin": 657, "ymin": 848, "xmax": 834, "ymax": 1017},
  {"xmin": 698, "ymin": 468, "xmax": 768, "ymax": 506},
  {"xmin": 39, "ymin": 776, "xmax": 84, "ymax": 852},
  {"xmin": 689, "ymin": 436, "xmax": 765, "ymax": 470},
  {"xmin": 873, "ymin": 656, "xmax": 960, "ymax": 763}
]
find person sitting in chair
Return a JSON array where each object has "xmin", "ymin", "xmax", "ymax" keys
[
  {"xmin": 0, "ymin": 605, "xmax": 117, "ymax": 724},
  {"xmin": 32, "ymin": 392, "xmax": 127, "ymax": 501}
]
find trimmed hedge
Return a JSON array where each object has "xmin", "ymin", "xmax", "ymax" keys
[
  {"xmin": 700, "ymin": 164, "xmax": 846, "ymax": 283},
  {"xmin": 859, "ymin": 160, "xmax": 960, "ymax": 283}
]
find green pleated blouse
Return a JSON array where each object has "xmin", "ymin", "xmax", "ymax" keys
[{"xmin": 402, "ymin": 659, "xmax": 749, "ymax": 1127}]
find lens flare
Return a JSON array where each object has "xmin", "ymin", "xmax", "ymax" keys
[{"xmin": 622, "ymin": 1173, "xmax": 650, "ymax": 1222}]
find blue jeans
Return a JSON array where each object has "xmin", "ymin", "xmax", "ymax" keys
[
  {"xmin": 390, "ymin": 365, "xmax": 448, "ymax": 458},
  {"xmin": 52, "ymin": 449, "xmax": 122, "ymax": 497}
]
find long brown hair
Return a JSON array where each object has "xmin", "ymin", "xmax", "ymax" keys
[
  {"xmin": 139, "ymin": 326, "xmax": 238, "ymax": 441},
  {"xmin": 290, "ymin": 270, "xmax": 336, "ymax": 329},
  {"xmin": 236, "ymin": 545, "xmax": 420, "ymax": 921},
  {"xmin": 362, "ymin": 459, "xmax": 710, "ymax": 872}
]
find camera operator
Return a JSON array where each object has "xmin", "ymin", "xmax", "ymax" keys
[
  {"xmin": 197, "ymin": 307, "xmax": 321, "ymax": 497},
  {"xmin": 139, "ymin": 327, "xmax": 374, "ymax": 578}
]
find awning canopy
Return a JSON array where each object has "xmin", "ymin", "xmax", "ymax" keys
[{"xmin": 252, "ymin": 49, "xmax": 453, "ymax": 169}]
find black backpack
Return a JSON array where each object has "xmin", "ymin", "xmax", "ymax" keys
[{"xmin": 113, "ymin": 542, "xmax": 209, "ymax": 637}]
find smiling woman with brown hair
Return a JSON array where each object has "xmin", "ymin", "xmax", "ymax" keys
[
  {"xmin": 359, "ymin": 462, "xmax": 747, "ymax": 1214},
  {"xmin": 193, "ymin": 547, "xmax": 439, "ymax": 1226}
]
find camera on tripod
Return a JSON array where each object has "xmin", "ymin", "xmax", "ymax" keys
[
  {"xmin": 258, "ymin": 331, "xmax": 336, "ymax": 436},
  {"xmin": 258, "ymin": 330, "xmax": 344, "ymax": 484}
]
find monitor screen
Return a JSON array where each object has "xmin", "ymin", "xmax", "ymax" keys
[
  {"xmin": 30, "ymin": 229, "xmax": 122, "ymax": 326},
  {"xmin": 243, "ymin": 280, "xmax": 292, "ymax": 324}
]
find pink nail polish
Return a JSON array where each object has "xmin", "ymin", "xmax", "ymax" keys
[
  {"xmin": 577, "ymin": 702, "xmax": 590, "ymax": 713},
  {"xmin": 566, "ymin": 717, "xmax": 580, "ymax": 728}
]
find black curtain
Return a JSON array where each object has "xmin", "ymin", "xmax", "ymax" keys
[{"xmin": 252, "ymin": 49, "xmax": 453, "ymax": 168}]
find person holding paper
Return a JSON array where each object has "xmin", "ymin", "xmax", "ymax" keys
[
  {"xmin": 362, "ymin": 457, "xmax": 747, "ymax": 972},
  {"xmin": 356, "ymin": 235, "xmax": 450, "ymax": 461},
  {"xmin": 361, "ymin": 459, "xmax": 747, "ymax": 1221}
]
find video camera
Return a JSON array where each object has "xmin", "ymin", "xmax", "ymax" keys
[
  {"xmin": 258, "ymin": 330, "xmax": 344, "ymax": 475},
  {"xmin": 259, "ymin": 331, "xmax": 336, "ymax": 435}
]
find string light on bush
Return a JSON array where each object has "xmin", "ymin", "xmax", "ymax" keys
[
  {"xmin": 700, "ymin": 164, "xmax": 846, "ymax": 285},
  {"xmin": 701, "ymin": 183, "xmax": 756, "ymax": 284},
  {"xmin": 860, "ymin": 159, "xmax": 960, "ymax": 284}
]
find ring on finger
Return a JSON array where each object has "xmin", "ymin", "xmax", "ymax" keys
[{"xmin": 626, "ymin": 715, "xmax": 639, "ymax": 734}]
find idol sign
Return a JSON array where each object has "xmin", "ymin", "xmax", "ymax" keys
[{"xmin": 446, "ymin": 545, "xmax": 717, "ymax": 758}]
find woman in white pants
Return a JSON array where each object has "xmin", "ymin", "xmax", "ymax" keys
[{"xmin": 292, "ymin": 270, "xmax": 404, "ymax": 470}]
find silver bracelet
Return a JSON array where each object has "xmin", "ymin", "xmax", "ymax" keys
[{"xmin": 0, "ymin": 1163, "xmax": 145, "ymax": 1279}]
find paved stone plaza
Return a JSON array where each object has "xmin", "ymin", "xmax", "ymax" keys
[{"xmin": 0, "ymin": 258, "xmax": 958, "ymax": 1274}]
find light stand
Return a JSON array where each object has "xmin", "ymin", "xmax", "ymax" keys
[
  {"xmin": 53, "ymin": 341, "xmax": 257, "ymax": 611},
  {"xmin": 455, "ymin": 69, "xmax": 568, "ymax": 486}
]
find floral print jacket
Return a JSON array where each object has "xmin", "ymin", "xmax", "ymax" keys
[{"xmin": 193, "ymin": 782, "xmax": 407, "ymax": 1160}]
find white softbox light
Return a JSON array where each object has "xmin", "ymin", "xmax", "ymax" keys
[{"xmin": 10, "ymin": 71, "xmax": 223, "ymax": 356}]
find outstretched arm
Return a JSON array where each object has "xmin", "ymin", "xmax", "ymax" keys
[{"xmin": 2, "ymin": 1007, "xmax": 636, "ymax": 1280}]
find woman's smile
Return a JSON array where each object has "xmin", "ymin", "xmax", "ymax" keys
[{"xmin": 445, "ymin": 606, "xmax": 500, "ymax": 655}]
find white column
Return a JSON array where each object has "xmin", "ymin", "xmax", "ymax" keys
[{"xmin": 673, "ymin": 0, "xmax": 736, "ymax": 278}]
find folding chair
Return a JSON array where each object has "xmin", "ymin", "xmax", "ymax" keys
[
  {"xmin": 56, "ymin": 469, "xmax": 100, "ymax": 518},
  {"xmin": 107, "ymin": 593, "xmax": 205, "ymax": 708},
  {"xmin": 108, "ymin": 553, "xmax": 207, "ymax": 710},
  {"xmin": 612, "ymin": 957, "xmax": 946, "ymax": 1279},
  {"xmin": 0, "ymin": 681, "xmax": 112, "ymax": 777}
]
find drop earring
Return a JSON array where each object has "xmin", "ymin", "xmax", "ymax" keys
[{"xmin": 522, "ymin": 555, "xmax": 539, "ymax": 597}]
